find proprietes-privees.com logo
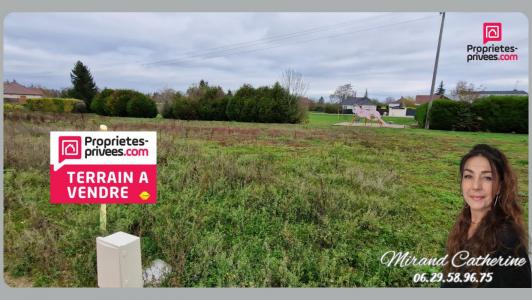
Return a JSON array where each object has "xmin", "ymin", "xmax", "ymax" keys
[{"xmin": 466, "ymin": 22, "xmax": 519, "ymax": 63}]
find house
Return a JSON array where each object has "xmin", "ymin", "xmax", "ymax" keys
[
  {"xmin": 388, "ymin": 98, "xmax": 407, "ymax": 117},
  {"xmin": 414, "ymin": 94, "xmax": 446, "ymax": 106},
  {"xmin": 477, "ymin": 89, "xmax": 528, "ymax": 98},
  {"xmin": 3, "ymin": 80, "xmax": 44, "ymax": 103},
  {"xmin": 340, "ymin": 90, "xmax": 377, "ymax": 114}
]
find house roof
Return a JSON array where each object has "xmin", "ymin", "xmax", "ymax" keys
[
  {"xmin": 478, "ymin": 90, "xmax": 528, "ymax": 95},
  {"xmin": 390, "ymin": 97, "xmax": 409, "ymax": 105},
  {"xmin": 340, "ymin": 96, "xmax": 374, "ymax": 106},
  {"xmin": 3, "ymin": 81, "xmax": 44, "ymax": 96},
  {"xmin": 415, "ymin": 94, "xmax": 444, "ymax": 105}
]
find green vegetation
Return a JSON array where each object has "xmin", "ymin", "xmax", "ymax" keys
[
  {"xmin": 308, "ymin": 112, "xmax": 417, "ymax": 127},
  {"xmin": 3, "ymin": 110, "xmax": 528, "ymax": 287},
  {"xmin": 164, "ymin": 81, "xmax": 307, "ymax": 124},
  {"xmin": 416, "ymin": 96, "xmax": 528, "ymax": 133},
  {"xmin": 25, "ymin": 98, "xmax": 86, "ymax": 113},
  {"xmin": 69, "ymin": 60, "xmax": 98, "ymax": 110},
  {"xmin": 90, "ymin": 89, "xmax": 158, "ymax": 118}
]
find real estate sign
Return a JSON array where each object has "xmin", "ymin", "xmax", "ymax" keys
[{"xmin": 50, "ymin": 131, "xmax": 157, "ymax": 204}]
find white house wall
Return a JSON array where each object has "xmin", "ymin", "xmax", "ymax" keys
[{"xmin": 388, "ymin": 108, "xmax": 406, "ymax": 117}]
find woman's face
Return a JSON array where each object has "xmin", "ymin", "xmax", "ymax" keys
[{"xmin": 461, "ymin": 155, "xmax": 500, "ymax": 215}]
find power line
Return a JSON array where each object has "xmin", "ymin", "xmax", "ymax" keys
[{"xmin": 142, "ymin": 15, "xmax": 437, "ymax": 68}]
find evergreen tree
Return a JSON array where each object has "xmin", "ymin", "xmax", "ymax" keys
[
  {"xmin": 436, "ymin": 80, "xmax": 445, "ymax": 96},
  {"xmin": 318, "ymin": 96, "xmax": 325, "ymax": 104},
  {"xmin": 70, "ymin": 61, "xmax": 97, "ymax": 110}
]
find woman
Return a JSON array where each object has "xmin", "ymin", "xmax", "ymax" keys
[{"xmin": 442, "ymin": 144, "xmax": 531, "ymax": 288}]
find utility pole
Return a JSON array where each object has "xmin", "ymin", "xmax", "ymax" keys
[{"xmin": 425, "ymin": 12, "xmax": 446, "ymax": 129}]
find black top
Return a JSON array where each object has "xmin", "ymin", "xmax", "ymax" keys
[{"xmin": 442, "ymin": 223, "xmax": 531, "ymax": 288}]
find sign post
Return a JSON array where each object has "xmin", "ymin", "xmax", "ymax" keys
[{"xmin": 99, "ymin": 124, "xmax": 108, "ymax": 233}]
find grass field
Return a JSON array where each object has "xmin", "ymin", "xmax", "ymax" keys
[
  {"xmin": 307, "ymin": 112, "xmax": 418, "ymax": 127},
  {"xmin": 3, "ymin": 111, "xmax": 528, "ymax": 287}
]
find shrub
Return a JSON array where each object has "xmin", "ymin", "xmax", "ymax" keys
[
  {"xmin": 323, "ymin": 103, "xmax": 339, "ymax": 114},
  {"xmin": 164, "ymin": 81, "xmax": 307, "ymax": 123},
  {"xmin": 3, "ymin": 103, "xmax": 25, "ymax": 111},
  {"xmin": 421, "ymin": 96, "xmax": 527, "ymax": 133},
  {"xmin": 415, "ymin": 103, "xmax": 428, "ymax": 128},
  {"xmin": 92, "ymin": 89, "xmax": 158, "ymax": 118},
  {"xmin": 428, "ymin": 100, "xmax": 471, "ymax": 131},
  {"xmin": 172, "ymin": 93, "xmax": 199, "ymax": 120},
  {"xmin": 471, "ymin": 96, "xmax": 528, "ymax": 133},
  {"xmin": 90, "ymin": 88, "xmax": 114, "ymax": 115},
  {"xmin": 25, "ymin": 98, "xmax": 85, "ymax": 113},
  {"xmin": 105, "ymin": 89, "xmax": 136, "ymax": 117},
  {"xmin": 126, "ymin": 93, "xmax": 158, "ymax": 118}
]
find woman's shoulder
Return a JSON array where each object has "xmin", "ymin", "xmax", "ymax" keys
[{"xmin": 495, "ymin": 220, "xmax": 525, "ymax": 254}]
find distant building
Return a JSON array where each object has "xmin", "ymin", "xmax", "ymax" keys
[
  {"xmin": 340, "ymin": 90, "xmax": 377, "ymax": 113},
  {"xmin": 414, "ymin": 94, "xmax": 446, "ymax": 106},
  {"xmin": 477, "ymin": 89, "xmax": 528, "ymax": 97},
  {"xmin": 388, "ymin": 98, "xmax": 407, "ymax": 117},
  {"xmin": 3, "ymin": 81, "xmax": 44, "ymax": 103}
]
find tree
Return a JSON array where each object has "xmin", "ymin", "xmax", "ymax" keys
[
  {"xmin": 69, "ymin": 61, "xmax": 98, "ymax": 110},
  {"xmin": 126, "ymin": 93, "xmax": 158, "ymax": 118},
  {"xmin": 329, "ymin": 83, "xmax": 355, "ymax": 103},
  {"xmin": 436, "ymin": 81, "xmax": 446, "ymax": 96},
  {"xmin": 281, "ymin": 69, "xmax": 308, "ymax": 98},
  {"xmin": 318, "ymin": 96, "xmax": 325, "ymax": 104},
  {"xmin": 330, "ymin": 83, "xmax": 355, "ymax": 115},
  {"xmin": 451, "ymin": 80, "xmax": 481, "ymax": 103}
]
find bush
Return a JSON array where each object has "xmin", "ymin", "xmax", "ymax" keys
[
  {"xmin": 105, "ymin": 90, "xmax": 136, "ymax": 117},
  {"xmin": 91, "ymin": 89, "xmax": 158, "ymax": 118},
  {"xmin": 415, "ymin": 103, "xmax": 428, "ymax": 128},
  {"xmin": 25, "ymin": 98, "xmax": 85, "ymax": 113},
  {"xmin": 3, "ymin": 103, "xmax": 25, "ymax": 111},
  {"xmin": 163, "ymin": 81, "xmax": 307, "ymax": 123},
  {"xmin": 90, "ymin": 88, "xmax": 113, "ymax": 115},
  {"xmin": 471, "ymin": 96, "xmax": 528, "ymax": 133},
  {"xmin": 126, "ymin": 93, "xmax": 158, "ymax": 118},
  {"xmin": 429, "ymin": 100, "xmax": 459, "ymax": 130},
  {"xmin": 172, "ymin": 93, "xmax": 199, "ymax": 120},
  {"xmin": 323, "ymin": 103, "xmax": 339, "ymax": 114},
  {"xmin": 421, "ymin": 96, "xmax": 528, "ymax": 133}
]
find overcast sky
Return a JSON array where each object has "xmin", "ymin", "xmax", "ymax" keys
[{"xmin": 3, "ymin": 12, "xmax": 528, "ymax": 101}]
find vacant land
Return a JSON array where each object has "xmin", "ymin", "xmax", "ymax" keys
[
  {"xmin": 307, "ymin": 112, "xmax": 417, "ymax": 127},
  {"xmin": 3, "ymin": 111, "xmax": 528, "ymax": 287}
]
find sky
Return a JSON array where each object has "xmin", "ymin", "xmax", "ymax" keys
[{"xmin": 3, "ymin": 12, "xmax": 529, "ymax": 101}]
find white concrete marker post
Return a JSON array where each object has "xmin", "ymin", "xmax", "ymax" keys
[{"xmin": 96, "ymin": 231, "xmax": 143, "ymax": 288}]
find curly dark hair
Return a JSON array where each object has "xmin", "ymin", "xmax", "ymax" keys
[{"xmin": 444, "ymin": 144, "xmax": 528, "ymax": 283}]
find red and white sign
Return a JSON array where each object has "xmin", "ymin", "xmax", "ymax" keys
[
  {"xmin": 50, "ymin": 131, "xmax": 157, "ymax": 204},
  {"xmin": 483, "ymin": 22, "xmax": 502, "ymax": 44}
]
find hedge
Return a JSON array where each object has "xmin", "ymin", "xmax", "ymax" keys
[
  {"xmin": 471, "ymin": 95, "xmax": 528, "ymax": 134},
  {"xmin": 418, "ymin": 96, "xmax": 528, "ymax": 133},
  {"xmin": 3, "ymin": 103, "xmax": 25, "ymax": 111},
  {"xmin": 25, "ymin": 98, "xmax": 86, "ymax": 113},
  {"xmin": 166, "ymin": 82, "xmax": 307, "ymax": 124},
  {"xmin": 415, "ymin": 103, "xmax": 428, "ymax": 128},
  {"xmin": 91, "ymin": 89, "xmax": 158, "ymax": 118}
]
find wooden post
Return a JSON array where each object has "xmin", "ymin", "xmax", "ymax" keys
[{"xmin": 99, "ymin": 124, "xmax": 108, "ymax": 233}]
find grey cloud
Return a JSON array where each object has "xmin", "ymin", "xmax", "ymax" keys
[{"xmin": 3, "ymin": 12, "xmax": 527, "ymax": 100}]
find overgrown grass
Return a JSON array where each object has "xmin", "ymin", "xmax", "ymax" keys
[
  {"xmin": 3, "ymin": 111, "xmax": 528, "ymax": 287},
  {"xmin": 308, "ymin": 112, "xmax": 418, "ymax": 127}
]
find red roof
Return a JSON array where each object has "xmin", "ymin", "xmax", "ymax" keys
[
  {"xmin": 415, "ymin": 94, "xmax": 444, "ymax": 105},
  {"xmin": 4, "ymin": 81, "xmax": 44, "ymax": 96}
]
